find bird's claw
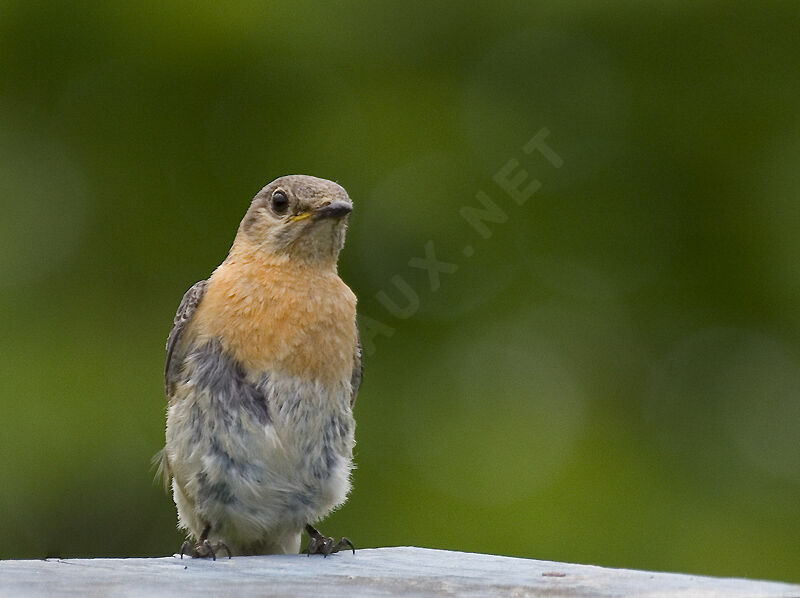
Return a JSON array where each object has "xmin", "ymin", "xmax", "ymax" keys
[
  {"xmin": 305, "ymin": 536, "xmax": 354, "ymax": 557},
  {"xmin": 179, "ymin": 539, "xmax": 231, "ymax": 560},
  {"xmin": 305, "ymin": 524, "xmax": 354, "ymax": 557}
]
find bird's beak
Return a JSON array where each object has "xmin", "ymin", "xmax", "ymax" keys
[
  {"xmin": 312, "ymin": 200, "xmax": 352, "ymax": 220},
  {"xmin": 288, "ymin": 200, "xmax": 352, "ymax": 223}
]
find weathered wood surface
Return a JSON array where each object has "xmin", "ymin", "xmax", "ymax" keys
[{"xmin": 0, "ymin": 547, "xmax": 798, "ymax": 597}]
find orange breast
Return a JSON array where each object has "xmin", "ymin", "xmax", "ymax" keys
[{"xmin": 189, "ymin": 250, "xmax": 357, "ymax": 388}]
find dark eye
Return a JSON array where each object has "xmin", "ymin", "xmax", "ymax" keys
[{"xmin": 271, "ymin": 190, "xmax": 289, "ymax": 214}]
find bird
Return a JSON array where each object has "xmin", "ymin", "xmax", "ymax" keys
[{"xmin": 158, "ymin": 174, "xmax": 362, "ymax": 558}]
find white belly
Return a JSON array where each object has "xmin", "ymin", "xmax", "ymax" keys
[{"xmin": 165, "ymin": 372, "xmax": 355, "ymax": 555}]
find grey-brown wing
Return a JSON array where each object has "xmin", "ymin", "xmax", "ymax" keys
[
  {"xmin": 350, "ymin": 324, "xmax": 363, "ymax": 408},
  {"xmin": 164, "ymin": 279, "xmax": 208, "ymax": 396}
]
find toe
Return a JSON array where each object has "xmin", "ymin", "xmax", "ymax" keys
[{"xmin": 334, "ymin": 537, "xmax": 355, "ymax": 555}]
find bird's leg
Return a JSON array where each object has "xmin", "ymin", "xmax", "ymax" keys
[
  {"xmin": 304, "ymin": 523, "xmax": 355, "ymax": 557},
  {"xmin": 179, "ymin": 524, "xmax": 231, "ymax": 560}
]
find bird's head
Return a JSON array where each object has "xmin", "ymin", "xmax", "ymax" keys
[{"xmin": 236, "ymin": 175, "xmax": 353, "ymax": 266}]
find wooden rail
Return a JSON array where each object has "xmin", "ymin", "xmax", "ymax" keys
[{"xmin": 1, "ymin": 546, "xmax": 798, "ymax": 597}]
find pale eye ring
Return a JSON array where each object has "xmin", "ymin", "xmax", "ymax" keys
[{"xmin": 271, "ymin": 190, "xmax": 289, "ymax": 214}]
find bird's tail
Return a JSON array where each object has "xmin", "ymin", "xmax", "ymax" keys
[{"xmin": 151, "ymin": 448, "xmax": 171, "ymax": 492}]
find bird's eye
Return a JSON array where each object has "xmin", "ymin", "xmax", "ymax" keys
[{"xmin": 271, "ymin": 190, "xmax": 289, "ymax": 214}]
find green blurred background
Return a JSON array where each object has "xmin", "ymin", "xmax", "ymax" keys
[{"xmin": 2, "ymin": 0, "xmax": 799, "ymax": 583}]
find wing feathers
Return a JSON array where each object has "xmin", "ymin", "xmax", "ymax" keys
[
  {"xmin": 350, "ymin": 326, "xmax": 363, "ymax": 408},
  {"xmin": 165, "ymin": 279, "xmax": 209, "ymax": 395}
]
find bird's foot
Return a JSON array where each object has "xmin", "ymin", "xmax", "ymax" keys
[
  {"xmin": 179, "ymin": 539, "xmax": 231, "ymax": 560},
  {"xmin": 304, "ymin": 524, "xmax": 354, "ymax": 557}
]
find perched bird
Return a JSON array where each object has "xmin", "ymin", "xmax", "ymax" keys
[{"xmin": 159, "ymin": 175, "xmax": 361, "ymax": 557}]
